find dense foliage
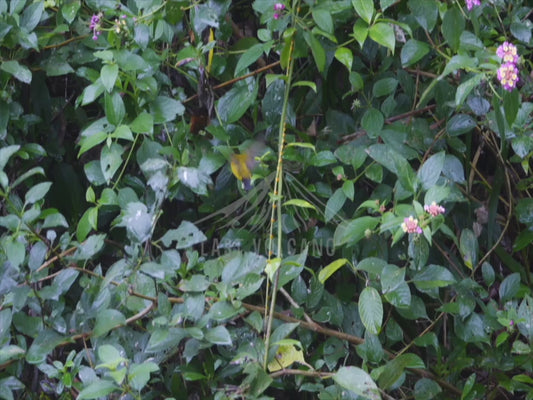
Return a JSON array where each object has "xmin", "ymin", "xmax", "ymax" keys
[{"xmin": 1, "ymin": 0, "xmax": 533, "ymax": 399}]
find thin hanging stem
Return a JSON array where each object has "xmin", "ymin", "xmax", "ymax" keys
[{"xmin": 263, "ymin": 34, "xmax": 296, "ymax": 371}]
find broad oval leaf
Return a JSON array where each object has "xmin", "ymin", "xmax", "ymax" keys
[
  {"xmin": 358, "ymin": 286, "xmax": 383, "ymax": 334},
  {"xmin": 369, "ymin": 22, "xmax": 395, "ymax": 53},
  {"xmin": 334, "ymin": 216, "xmax": 379, "ymax": 247}
]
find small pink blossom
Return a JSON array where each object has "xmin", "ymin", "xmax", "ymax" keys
[
  {"xmin": 465, "ymin": 0, "xmax": 481, "ymax": 10},
  {"xmin": 424, "ymin": 202, "xmax": 445, "ymax": 217},
  {"xmin": 90, "ymin": 13, "xmax": 102, "ymax": 40},
  {"xmin": 402, "ymin": 216, "xmax": 422, "ymax": 234},
  {"xmin": 273, "ymin": 3, "xmax": 285, "ymax": 19},
  {"xmin": 497, "ymin": 62, "xmax": 519, "ymax": 91},
  {"xmin": 496, "ymin": 42, "xmax": 519, "ymax": 65},
  {"xmin": 89, "ymin": 14, "xmax": 100, "ymax": 30}
]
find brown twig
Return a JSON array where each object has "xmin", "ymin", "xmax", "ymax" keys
[
  {"xmin": 184, "ymin": 61, "xmax": 281, "ymax": 104},
  {"xmin": 337, "ymin": 105, "xmax": 437, "ymax": 144}
]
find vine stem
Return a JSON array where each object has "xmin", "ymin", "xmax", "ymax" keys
[{"xmin": 263, "ymin": 28, "xmax": 297, "ymax": 371}]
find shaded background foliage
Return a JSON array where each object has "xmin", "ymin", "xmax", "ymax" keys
[{"xmin": 1, "ymin": 0, "xmax": 533, "ymax": 399}]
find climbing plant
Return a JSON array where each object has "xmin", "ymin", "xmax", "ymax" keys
[{"xmin": 1, "ymin": 0, "xmax": 533, "ymax": 399}]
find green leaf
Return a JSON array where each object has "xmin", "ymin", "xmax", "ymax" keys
[
  {"xmin": 312, "ymin": 8, "xmax": 334, "ymax": 33},
  {"xmin": 499, "ymin": 272, "xmax": 520, "ymax": 302},
  {"xmin": 177, "ymin": 166, "xmax": 212, "ymax": 196},
  {"xmin": 25, "ymin": 182, "xmax": 52, "ymax": 204},
  {"xmin": 218, "ymin": 78, "xmax": 258, "ymax": 123},
  {"xmin": 73, "ymin": 234, "xmax": 105, "ymax": 260},
  {"xmin": 134, "ymin": 23, "xmax": 151, "ymax": 48},
  {"xmin": 401, "ymin": 39, "xmax": 430, "ymax": 67},
  {"xmin": 417, "ymin": 151, "xmax": 445, "ymax": 190},
  {"xmin": 459, "ymin": 229, "xmax": 478, "ymax": 269},
  {"xmin": 413, "ymin": 265, "xmax": 456, "ymax": 290},
  {"xmin": 3, "ymin": 237, "xmax": 25, "ymax": 270},
  {"xmin": 26, "ymin": 330, "xmax": 65, "ymax": 364},
  {"xmin": 160, "ymin": 221, "xmax": 207, "ymax": 249},
  {"xmin": 510, "ymin": 21, "xmax": 531, "ymax": 43},
  {"xmin": 325, "ymin": 188, "xmax": 347, "ymax": 222},
  {"xmin": 516, "ymin": 198, "xmax": 533, "ymax": 227},
  {"xmin": 359, "ymin": 286, "xmax": 383, "ymax": 335},
  {"xmin": 503, "ymin": 88, "xmax": 520, "ymax": 126},
  {"xmin": 80, "ymin": 80, "xmax": 105, "ymax": 106},
  {"xmin": 352, "ymin": 18, "xmax": 369, "ymax": 48},
  {"xmin": 93, "ymin": 309, "xmax": 126, "ymax": 337},
  {"xmin": 318, "ymin": 258, "xmax": 349, "ymax": 284},
  {"xmin": 97, "ymin": 344, "xmax": 127, "ymax": 370},
  {"xmin": 361, "ymin": 108, "xmax": 384, "ymax": 138},
  {"xmin": 61, "ymin": 0, "xmax": 80, "ymax": 24},
  {"xmin": 292, "ymin": 80, "xmax": 317, "ymax": 92},
  {"xmin": 104, "ymin": 91, "xmax": 125, "ymax": 126},
  {"xmin": 379, "ymin": 353, "xmax": 425, "ymax": 389},
  {"xmin": 334, "ymin": 47, "xmax": 353, "ymax": 71},
  {"xmin": 369, "ymin": 23, "xmax": 395, "ymax": 53},
  {"xmin": 128, "ymin": 362, "xmax": 159, "ymax": 392},
  {"xmin": 415, "ymin": 378, "xmax": 442, "ymax": 400},
  {"xmin": 303, "ymin": 31, "xmax": 326, "ymax": 73},
  {"xmin": 111, "ymin": 125, "xmax": 134, "ymax": 141},
  {"xmin": 367, "ymin": 144, "xmax": 417, "ymax": 192},
  {"xmin": 343, "ymin": 180, "xmax": 355, "ymax": 201},
  {"xmin": 208, "ymin": 301, "xmax": 241, "ymax": 322},
  {"xmin": 408, "ymin": 0, "xmax": 438, "ymax": 32},
  {"xmin": 441, "ymin": 55, "xmax": 478, "ymax": 78},
  {"xmin": 100, "ymin": 143, "xmax": 124, "ymax": 184},
  {"xmin": 333, "ymin": 366, "xmax": 380, "ymax": 400},
  {"xmin": 447, "ymin": 114, "xmax": 477, "ymax": 136},
  {"xmin": 0, "ymin": 145, "xmax": 20, "ymax": 172},
  {"xmin": 381, "ymin": 264, "xmax": 406, "ymax": 294},
  {"xmin": 100, "ymin": 64, "xmax": 119, "ymax": 93},
  {"xmin": 115, "ymin": 50, "xmax": 149, "ymax": 71},
  {"xmin": 78, "ymin": 130, "xmax": 107, "ymax": 157},
  {"xmin": 334, "ymin": 216, "xmax": 379, "ymax": 247},
  {"xmin": 20, "ymin": 1, "xmax": 44, "ymax": 31},
  {"xmin": 1, "ymin": 61, "xmax": 32, "ymax": 84},
  {"xmin": 178, "ymin": 275, "xmax": 210, "ymax": 292},
  {"xmin": 283, "ymin": 199, "xmax": 317, "ymax": 210},
  {"xmin": 130, "ymin": 111, "xmax": 154, "ymax": 135},
  {"xmin": 150, "ymin": 96, "xmax": 185, "ymax": 123},
  {"xmin": 455, "ymin": 74, "xmax": 484, "ymax": 107},
  {"xmin": 0, "ymin": 345, "xmax": 25, "ymax": 365},
  {"xmin": 77, "ymin": 380, "xmax": 119, "ymax": 399},
  {"xmin": 117, "ymin": 202, "xmax": 153, "ymax": 243},
  {"xmin": 441, "ymin": 6, "xmax": 464, "ymax": 51},
  {"xmin": 373, "ymin": 78, "xmax": 398, "ymax": 97},
  {"xmin": 205, "ymin": 325, "xmax": 232, "ymax": 345},
  {"xmin": 351, "ymin": 0, "xmax": 374, "ymax": 24},
  {"xmin": 443, "ymin": 154, "xmax": 466, "ymax": 183},
  {"xmin": 235, "ymin": 41, "xmax": 272, "ymax": 76}
]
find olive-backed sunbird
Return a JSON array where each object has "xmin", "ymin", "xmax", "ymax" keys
[{"xmin": 229, "ymin": 141, "xmax": 265, "ymax": 190}]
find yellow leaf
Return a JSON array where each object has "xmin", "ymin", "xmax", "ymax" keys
[{"xmin": 267, "ymin": 344, "xmax": 306, "ymax": 372}]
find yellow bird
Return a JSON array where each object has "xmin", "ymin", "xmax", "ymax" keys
[
  {"xmin": 230, "ymin": 152, "xmax": 256, "ymax": 190},
  {"xmin": 229, "ymin": 142, "xmax": 265, "ymax": 190}
]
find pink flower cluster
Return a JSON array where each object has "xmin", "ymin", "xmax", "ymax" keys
[
  {"xmin": 496, "ymin": 42, "xmax": 519, "ymax": 91},
  {"xmin": 497, "ymin": 42, "xmax": 519, "ymax": 64},
  {"xmin": 90, "ymin": 13, "xmax": 102, "ymax": 40},
  {"xmin": 402, "ymin": 216, "xmax": 422, "ymax": 234},
  {"xmin": 466, "ymin": 0, "xmax": 481, "ymax": 10},
  {"xmin": 273, "ymin": 3, "xmax": 285, "ymax": 20},
  {"xmin": 424, "ymin": 202, "xmax": 445, "ymax": 217}
]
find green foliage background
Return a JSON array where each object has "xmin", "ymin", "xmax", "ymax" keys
[{"xmin": 1, "ymin": 0, "xmax": 533, "ymax": 399}]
